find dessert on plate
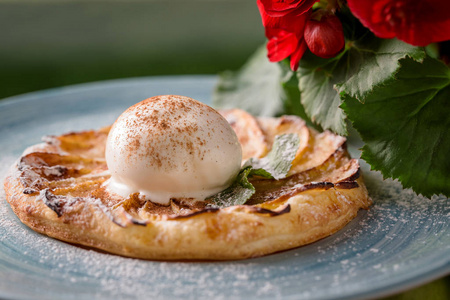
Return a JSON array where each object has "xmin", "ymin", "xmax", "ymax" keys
[{"xmin": 3, "ymin": 95, "xmax": 371, "ymax": 260}]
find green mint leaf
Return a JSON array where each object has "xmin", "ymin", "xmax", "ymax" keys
[
  {"xmin": 208, "ymin": 167, "xmax": 255, "ymax": 208},
  {"xmin": 341, "ymin": 56, "xmax": 450, "ymax": 198},
  {"xmin": 297, "ymin": 36, "xmax": 425, "ymax": 135},
  {"xmin": 208, "ymin": 134, "xmax": 300, "ymax": 207},
  {"xmin": 245, "ymin": 133, "xmax": 300, "ymax": 180}
]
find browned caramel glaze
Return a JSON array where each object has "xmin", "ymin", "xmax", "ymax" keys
[{"xmin": 15, "ymin": 111, "xmax": 362, "ymax": 228}]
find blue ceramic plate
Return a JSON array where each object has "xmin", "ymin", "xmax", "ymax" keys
[{"xmin": 0, "ymin": 76, "xmax": 448, "ymax": 300}]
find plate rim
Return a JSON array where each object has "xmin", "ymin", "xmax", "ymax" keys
[{"xmin": 0, "ymin": 75, "xmax": 449, "ymax": 300}]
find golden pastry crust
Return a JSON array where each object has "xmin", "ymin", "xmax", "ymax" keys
[{"xmin": 3, "ymin": 109, "xmax": 371, "ymax": 260}]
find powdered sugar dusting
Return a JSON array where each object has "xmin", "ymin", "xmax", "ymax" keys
[
  {"xmin": 0, "ymin": 77, "xmax": 449, "ymax": 300},
  {"xmin": 1, "ymin": 139, "xmax": 449, "ymax": 300}
]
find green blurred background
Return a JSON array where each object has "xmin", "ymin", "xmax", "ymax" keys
[
  {"xmin": 0, "ymin": 0, "xmax": 448, "ymax": 298},
  {"xmin": 0, "ymin": 0, "xmax": 264, "ymax": 100}
]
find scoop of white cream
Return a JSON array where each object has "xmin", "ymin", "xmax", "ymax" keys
[{"xmin": 105, "ymin": 95, "xmax": 242, "ymax": 205}]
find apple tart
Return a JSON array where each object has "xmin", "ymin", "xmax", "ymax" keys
[{"xmin": 3, "ymin": 100, "xmax": 370, "ymax": 260}]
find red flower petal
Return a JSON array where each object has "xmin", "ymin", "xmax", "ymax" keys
[
  {"xmin": 266, "ymin": 29, "xmax": 299, "ymax": 62},
  {"xmin": 290, "ymin": 39, "xmax": 308, "ymax": 70},
  {"xmin": 257, "ymin": 0, "xmax": 310, "ymax": 33},
  {"xmin": 304, "ymin": 14, "xmax": 345, "ymax": 59},
  {"xmin": 258, "ymin": 1, "xmax": 311, "ymax": 63},
  {"xmin": 258, "ymin": 0, "xmax": 318, "ymax": 17},
  {"xmin": 348, "ymin": 0, "xmax": 450, "ymax": 46}
]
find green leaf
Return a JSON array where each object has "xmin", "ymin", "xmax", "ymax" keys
[
  {"xmin": 208, "ymin": 134, "xmax": 300, "ymax": 207},
  {"xmin": 297, "ymin": 36, "xmax": 426, "ymax": 135},
  {"xmin": 207, "ymin": 167, "xmax": 255, "ymax": 208},
  {"xmin": 341, "ymin": 56, "xmax": 450, "ymax": 197},
  {"xmin": 336, "ymin": 38, "xmax": 425, "ymax": 101},
  {"xmin": 245, "ymin": 133, "xmax": 300, "ymax": 180},
  {"xmin": 213, "ymin": 46, "xmax": 285, "ymax": 117},
  {"xmin": 213, "ymin": 46, "xmax": 319, "ymax": 127},
  {"xmin": 280, "ymin": 61, "xmax": 322, "ymax": 130}
]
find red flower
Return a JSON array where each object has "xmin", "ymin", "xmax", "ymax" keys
[
  {"xmin": 259, "ymin": 0, "xmax": 318, "ymax": 17},
  {"xmin": 257, "ymin": 0, "xmax": 313, "ymax": 70},
  {"xmin": 347, "ymin": 0, "xmax": 450, "ymax": 46},
  {"xmin": 304, "ymin": 14, "xmax": 345, "ymax": 59},
  {"xmin": 258, "ymin": 0, "xmax": 345, "ymax": 70}
]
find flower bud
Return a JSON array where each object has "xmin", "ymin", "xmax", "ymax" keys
[{"xmin": 304, "ymin": 14, "xmax": 345, "ymax": 59}]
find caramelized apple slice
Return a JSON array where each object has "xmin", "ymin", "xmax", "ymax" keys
[
  {"xmin": 219, "ymin": 109, "xmax": 268, "ymax": 160},
  {"xmin": 288, "ymin": 130, "xmax": 346, "ymax": 175},
  {"xmin": 257, "ymin": 115, "xmax": 310, "ymax": 164},
  {"xmin": 44, "ymin": 126, "xmax": 111, "ymax": 159}
]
